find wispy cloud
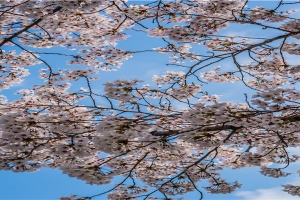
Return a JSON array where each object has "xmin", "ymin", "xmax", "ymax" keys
[
  {"xmin": 235, "ymin": 174, "xmax": 300, "ymax": 200},
  {"xmin": 235, "ymin": 187, "xmax": 299, "ymax": 200}
]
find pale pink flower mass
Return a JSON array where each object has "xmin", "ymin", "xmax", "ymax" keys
[{"xmin": 0, "ymin": 0, "xmax": 300, "ymax": 199}]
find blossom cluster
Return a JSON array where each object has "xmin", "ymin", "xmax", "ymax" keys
[
  {"xmin": 0, "ymin": 51, "xmax": 41, "ymax": 90},
  {"xmin": 200, "ymin": 67, "xmax": 241, "ymax": 83},
  {"xmin": 1, "ymin": 0, "xmax": 300, "ymax": 199},
  {"xmin": 104, "ymin": 79, "xmax": 143, "ymax": 101}
]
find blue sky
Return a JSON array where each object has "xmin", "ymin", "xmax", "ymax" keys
[{"xmin": 1, "ymin": 1, "xmax": 300, "ymax": 199}]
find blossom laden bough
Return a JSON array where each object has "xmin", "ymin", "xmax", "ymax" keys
[{"xmin": 0, "ymin": 0, "xmax": 300, "ymax": 199}]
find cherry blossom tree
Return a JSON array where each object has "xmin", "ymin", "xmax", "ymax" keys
[{"xmin": 1, "ymin": 0, "xmax": 300, "ymax": 199}]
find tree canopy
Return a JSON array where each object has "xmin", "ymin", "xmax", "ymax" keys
[{"xmin": 1, "ymin": 0, "xmax": 300, "ymax": 199}]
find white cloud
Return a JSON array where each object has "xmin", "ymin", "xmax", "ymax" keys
[
  {"xmin": 235, "ymin": 187, "xmax": 299, "ymax": 200},
  {"xmin": 236, "ymin": 174, "xmax": 300, "ymax": 200}
]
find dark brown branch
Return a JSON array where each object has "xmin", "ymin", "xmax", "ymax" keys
[
  {"xmin": 0, "ymin": 6, "xmax": 62, "ymax": 47},
  {"xmin": 150, "ymin": 113, "xmax": 300, "ymax": 137}
]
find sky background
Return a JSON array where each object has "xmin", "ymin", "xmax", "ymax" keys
[{"xmin": 1, "ymin": 0, "xmax": 300, "ymax": 199}]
